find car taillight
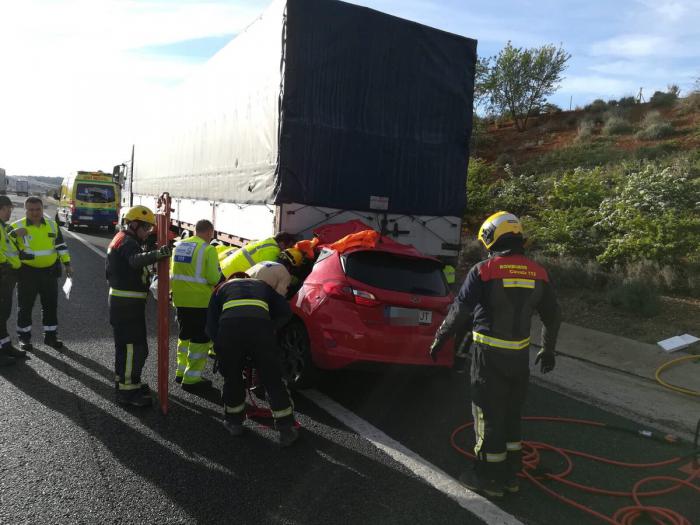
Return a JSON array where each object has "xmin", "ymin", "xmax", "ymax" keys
[
  {"xmin": 69, "ymin": 200, "xmax": 76, "ymax": 213},
  {"xmin": 322, "ymin": 281, "xmax": 380, "ymax": 307}
]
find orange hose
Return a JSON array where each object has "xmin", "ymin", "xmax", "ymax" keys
[{"xmin": 450, "ymin": 416, "xmax": 699, "ymax": 525}]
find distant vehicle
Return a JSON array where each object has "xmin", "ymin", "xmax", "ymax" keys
[
  {"xmin": 280, "ymin": 230, "xmax": 454, "ymax": 387},
  {"xmin": 15, "ymin": 179, "xmax": 30, "ymax": 197},
  {"xmin": 56, "ymin": 171, "xmax": 119, "ymax": 232},
  {"xmin": 0, "ymin": 168, "xmax": 6, "ymax": 194}
]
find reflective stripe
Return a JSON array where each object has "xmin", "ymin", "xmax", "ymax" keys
[
  {"xmin": 0, "ymin": 336, "xmax": 10, "ymax": 345},
  {"xmin": 246, "ymin": 242, "xmax": 277, "ymax": 256},
  {"xmin": 486, "ymin": 452, "xmax": 507, "ymax": 463},
  {"xmin": 503, "ymin": 278, "xmax": 535, "ymax": 289},
  {"xmin": 109, "ymin": 288, "xmax": 147, "ymax": 299},
  {"xmin": 187, "ymin": 352, "xmax": 207, "ymax": 360},
  {"xmin": 118, "ymin": 383, "xmax": 141, "ymax": 391},
  {"xmin": 473, "ymin": 332, "xmax": 530, "ymax": 350},
  {"xmin": 124, "ymin": 344, "xmax": 134, "ymax": 385},
  {"xmin": 17, "ymin": 325, "xmax": 32, "ymax": 333},
  {"xmin": 242, "ymin": 249, "xmax": 256, "ymax": 267},
  {"xmin": 473, "ymin": 406, "xmax": 484, "ymax": 456},
  {"xmin": 171, "ymin": 274, "xmax": 208, "ymax": 284},
  {"xmin": 184, "ymin": 369, "xmax": 202, "ymax": 377},
  {"xmin": 225, "ymin": 403, "xmax": 246, "ymax": 414},
  {"xmin": 222, "ymin": 299, "xmax": 269, "ymax": 311},
  {"xmin": 43, "ymin": 325, "xmax": 57, "ymax": 332},
  {"xmin": 506, "ymin": 441, "xmax": 522, "ymax": 451},
  {"xmin": 25, "ymin": 249, "xmax": 56, "ymax": 256},
  {"xmin": 271, "ymin": 406, "xmax": 293, "ymax": 419}
]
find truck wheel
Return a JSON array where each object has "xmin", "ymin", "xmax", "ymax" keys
[{"xmin": 278, "ymin": 319, "xmax": 317, "ymax": 389}]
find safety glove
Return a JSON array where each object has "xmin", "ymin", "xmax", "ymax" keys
[
  {"xmin": 156, "ymin": 245, "xmax": 172, "ymax": 260},
  {"xmin": 535, "ymin": 349, "xmax": 555, "ymax": 373}
]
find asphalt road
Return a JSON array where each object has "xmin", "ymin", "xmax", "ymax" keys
[{"xmin": 1, "ymin": 202, "xmax": 697, "ymax": 525}]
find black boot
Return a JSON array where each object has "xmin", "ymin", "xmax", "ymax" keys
[
  {"xmin": 504, "ymin": 450, "xmax": 522, "ymax": 494},
  {"xmin": 44, "ymin": 332, "xmax": 64, "ymax": 349},
  {"xmin": 19, "ymin": 339, "xmax": 33, "ymax": 352},
  {"xmin": 116, "ymin": 388, "xmax": 152, "ymax": 408},
  {"xmin": 2, "ymin": 343, "xmax": 27, "ymax": 359},
  {"xmin": 279, "ymin": 426, "xmax": 299, "ymax": 448},
  {"xmin": 459, "ymin": 467, "xmax": 504, "ymax": 499}
]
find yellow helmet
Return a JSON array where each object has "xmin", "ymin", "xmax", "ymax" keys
[
  {"xmin": 478, "ymin": 211, "xmax": 523, "ymax": 250},
  {"xmin": 123, "ymin": 205, "xmax": 156, "ymax": 226},
  {"xmin": 280, "ymin": 247, "xmax": 304, "ymax": 267}
]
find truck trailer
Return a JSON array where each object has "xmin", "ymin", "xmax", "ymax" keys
[
  {"xmin": 124, "ymin": 0, "xmax": 477, "ymax": 262},
  {"xmin": 15, "ymin": 179, "xmax": 30, "ymax": 197},
  {"xmin": 0, "ymin": 168, "xmax": 6, "ymax": 195}
]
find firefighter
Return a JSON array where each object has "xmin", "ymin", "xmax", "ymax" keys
[
  {"xmin": 10, "ymin": 197, "xmax": 72, "ymax": 351},
  {"xmin": 219, "ymin": 231, "xmax": 297, "ymax": 278},
  {"xmin": 206, "ymin": 263, "xmax": 298, "ymax": 447},
  {"xmin": 170, "ymin": 219, "xmax": 221, "ymax": 391},
  {"xmin": 0, "ymin": 196, "xmax": 23, "ymax": 365},
  {"xmin": 429, "ymin": 211, "xmax": 560, "ymax": 498},
  {"xmin": 106, "ymin": 205, "xmax": 171, "ymax": 407},
  {"xmin": 277, "ymin": 247, "xmax": 308, "ymax": 296}
]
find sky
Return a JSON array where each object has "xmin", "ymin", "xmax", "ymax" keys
[{"xmin": 0, "ymin": 0, "xmax": 698, "ymax": 177}]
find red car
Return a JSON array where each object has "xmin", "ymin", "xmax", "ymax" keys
[{"xmin": 279, "ymin": 237, "xmax": 455, "ymax": 386}]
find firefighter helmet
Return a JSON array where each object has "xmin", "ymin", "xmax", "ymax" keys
[
  {"xmin": 280, "ymin": 248, "xmax": 304, "ymax": 267},
  {"xmin": 123, "ymin": 205, "xmax": 156, "ymax": 226},
  {"xmin": 478, "ymin": 211, "xmax": 523, "ymax": 250}
]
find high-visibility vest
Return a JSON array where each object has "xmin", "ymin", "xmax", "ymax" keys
[
  {"xmin": 216, "ymin": 243, "xmax": 236, "ymax": 263},
  {"xmin": 170, "ymin": 236, "xmax": 221, "ymax": 308},
  {"xmin": 443, "ymin": 264, "xmax": 456, "ymax": 284},
  {"xmin": 11, "ymin": 217, "xmax": 70, "ymax": 269},
  {"xmin": 220, "ymin": 237, "xmax": 280, "ymax": 278},
  {"xmin": 0, "ymin": 221, "xmax": 21, "ymax": 270}
]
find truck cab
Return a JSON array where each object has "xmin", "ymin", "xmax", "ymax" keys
[{"xmin": 57, "ymin": 171, "xmax": 120, "ymax": 232}]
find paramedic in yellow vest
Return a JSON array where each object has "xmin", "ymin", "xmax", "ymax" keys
[
  {"xmin": 170, "ymin": 219, "xmax": 221, "ymax": 391},
  {"xmin": 0, "ymin": 196, "xmax": 23, "ymax": 365},
  {"xmin": 220, "ymin": 231, "xmax": 297, "ymax": 278},
  {"xmin": 10, "ymin": 197, "xmax": 72, "ymax": 351}
]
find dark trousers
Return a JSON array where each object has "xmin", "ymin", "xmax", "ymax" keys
[
  {"xmin": 470, "ymin": 343, "xmax": 529, "ymax": 482},
  {"xmin": 216, "ymin": 318, "xmax": 294, "ymax": 428},
  {"xmin": 175, "ymin": 307, "xmax": 209, "ymax": 343},
  {"xmin": 0, "ymin": 270, "xmax": 17, "ymax": 346},
  {"xmin": 17, "ymin": 266, "xmax": 59, "ymax": 340},
  {"xmin": 110, "ymin": 299, "xmax": 149, "ymax": 390}
]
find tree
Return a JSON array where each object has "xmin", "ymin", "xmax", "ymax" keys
[{"xmin": 484, "ymin": 42, "xmax": 571, "ymax": 132}]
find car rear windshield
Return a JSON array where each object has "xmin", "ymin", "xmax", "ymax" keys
[
  {"xmin": 76, "ymin": 183, "xmax": 115, "ymax": 203},
  {"xmin": 343, "ymin": 251, "xmax": 448, "ymax": 296}
]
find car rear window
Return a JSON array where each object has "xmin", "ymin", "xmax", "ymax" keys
[
  {"xmin": 76, "ymin": 183, "xmax": 115, "ymax": 203},
  {"xmin": 343, "ymin": 251, "xmax": 448, "ymax": 296}
]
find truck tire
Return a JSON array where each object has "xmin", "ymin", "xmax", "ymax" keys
[{"xmin": 278, "ymin": 319, "xmax": 317, "ymax": 389}]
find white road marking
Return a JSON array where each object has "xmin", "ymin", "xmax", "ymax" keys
[
  {"xmin": 48, "ymin": 214, "xmax": 107, "ymax": 259},
  {"xmin": 301, "ymin": 389, "xmax": 524, "ymax": 525}
]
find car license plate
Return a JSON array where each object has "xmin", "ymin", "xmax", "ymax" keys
[
  {"xmin": 386, "ymin": 307, "xmax": 432, "ymax": 326},
  {"xmin": 80, "ymin": 216, "xmax": 94, "ymax": 220}
]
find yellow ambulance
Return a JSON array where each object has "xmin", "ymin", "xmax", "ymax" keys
[{"xmin": 57, "ymin": 171, "xmax": 119, "ymax": 232}]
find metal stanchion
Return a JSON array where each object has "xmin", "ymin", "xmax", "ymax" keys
[{"xmin": 156, "ymin": 192, "xmax": 172, "ymax": 415}]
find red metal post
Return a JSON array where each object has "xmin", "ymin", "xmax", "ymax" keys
[{"xmin": 156, "ymin": 193, "xmax": 172, "ymax": 415}]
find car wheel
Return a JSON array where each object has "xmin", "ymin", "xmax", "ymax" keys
[
  {"xmin": 67, "ymin": 216, "xmax": 75, "ymax": 231},
  {"xmin": 278, "ymin": 319, "xmax": 317, "ymax": 389}
]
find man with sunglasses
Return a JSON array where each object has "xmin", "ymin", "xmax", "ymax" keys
[{"xmin": 106, "ymin": 206, "xmax": 171, "ymax": 407}]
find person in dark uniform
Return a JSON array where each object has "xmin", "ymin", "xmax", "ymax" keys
[
  {"xmin": 206, "ymin": 264, "xmax": 298, "ymax": 447},
  {"xmin": 429, "ymin": 211, "xmax": 560, "ymax": 498},
  {"xmin": 106, "ymin": 205, "xmax": 171, "ymax": 407},
  {"xmin": 0, "ymin": 195, "xmax": 23, "ymax": 365}
]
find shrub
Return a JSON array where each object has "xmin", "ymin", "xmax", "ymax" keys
[
  {"xmin": 585, "ymin": 99, "xmax": 608, "ymax": 112},
  {"xmin": 603, "ymin": 116, "xmax": 633, "ymax": 135},
  {"xmin": 534, "ymin": 256, "xmax": 612, "ymax": 289},
  {"xmin": 607, "ymin": 279, "xmax": 661, "ymax": 317},
  {"xmin": 618, "ymin": 96, "xmax": 637, "ymax": 108},
  {"xmin": 636, "ymin": 111, "xmax": 674, "ymax": 140},
  {"xmin": 649, "ymin": 90, "xmax": 678, "ymax": 108},
  {"xmin": 678, "ymin": 91, "xmax": 700, "ymax": 115},
  {"xmin": 466, "ymin": 158, "xmax": 495, "ymax": 223},
  {"xmin": 607, "ymin": 99, "xmax": 619, "ymax": 107},
  {"xmin": 635, "ymin": 141, "xmax": 680, "ymax": 159}
]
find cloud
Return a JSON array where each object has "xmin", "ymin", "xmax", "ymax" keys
[
  {"xmin": 590, "ymin": 34, "xmax": 673, "ymax": 58},
  {"xmin": 560, "ymin": 75, "xmax": 634, "ymax": 96}
]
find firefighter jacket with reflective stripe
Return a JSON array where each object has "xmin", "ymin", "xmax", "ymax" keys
[
  {"xmin": 206, "ymin": 278, "xmax": 292, "ymax": 341},
  {"xmin": 170, "ymin": 236, "xmax": 221, "ymax": 308},
  {"xmin": 10, "ymin": 218, "xmax": 70, "ymax": 269},
  {"xmin": 106, "ymin": 230, "xmax": 159, "ymax": 302},
  {"xmin": 220, "ymin": 237, "xmax": 280, "ymax": 278},
  {"xmin": 0, "ymin": 220, "xmax": 21, "ymax": 270},
  {"xmin": 434, "ymin": 252, "xmax": 560, "ymax": 354}
]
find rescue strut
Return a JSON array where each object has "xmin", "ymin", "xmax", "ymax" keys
[{"xmin": 156, "ymin": 193, "xmax": 173, "ymax": 414}]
